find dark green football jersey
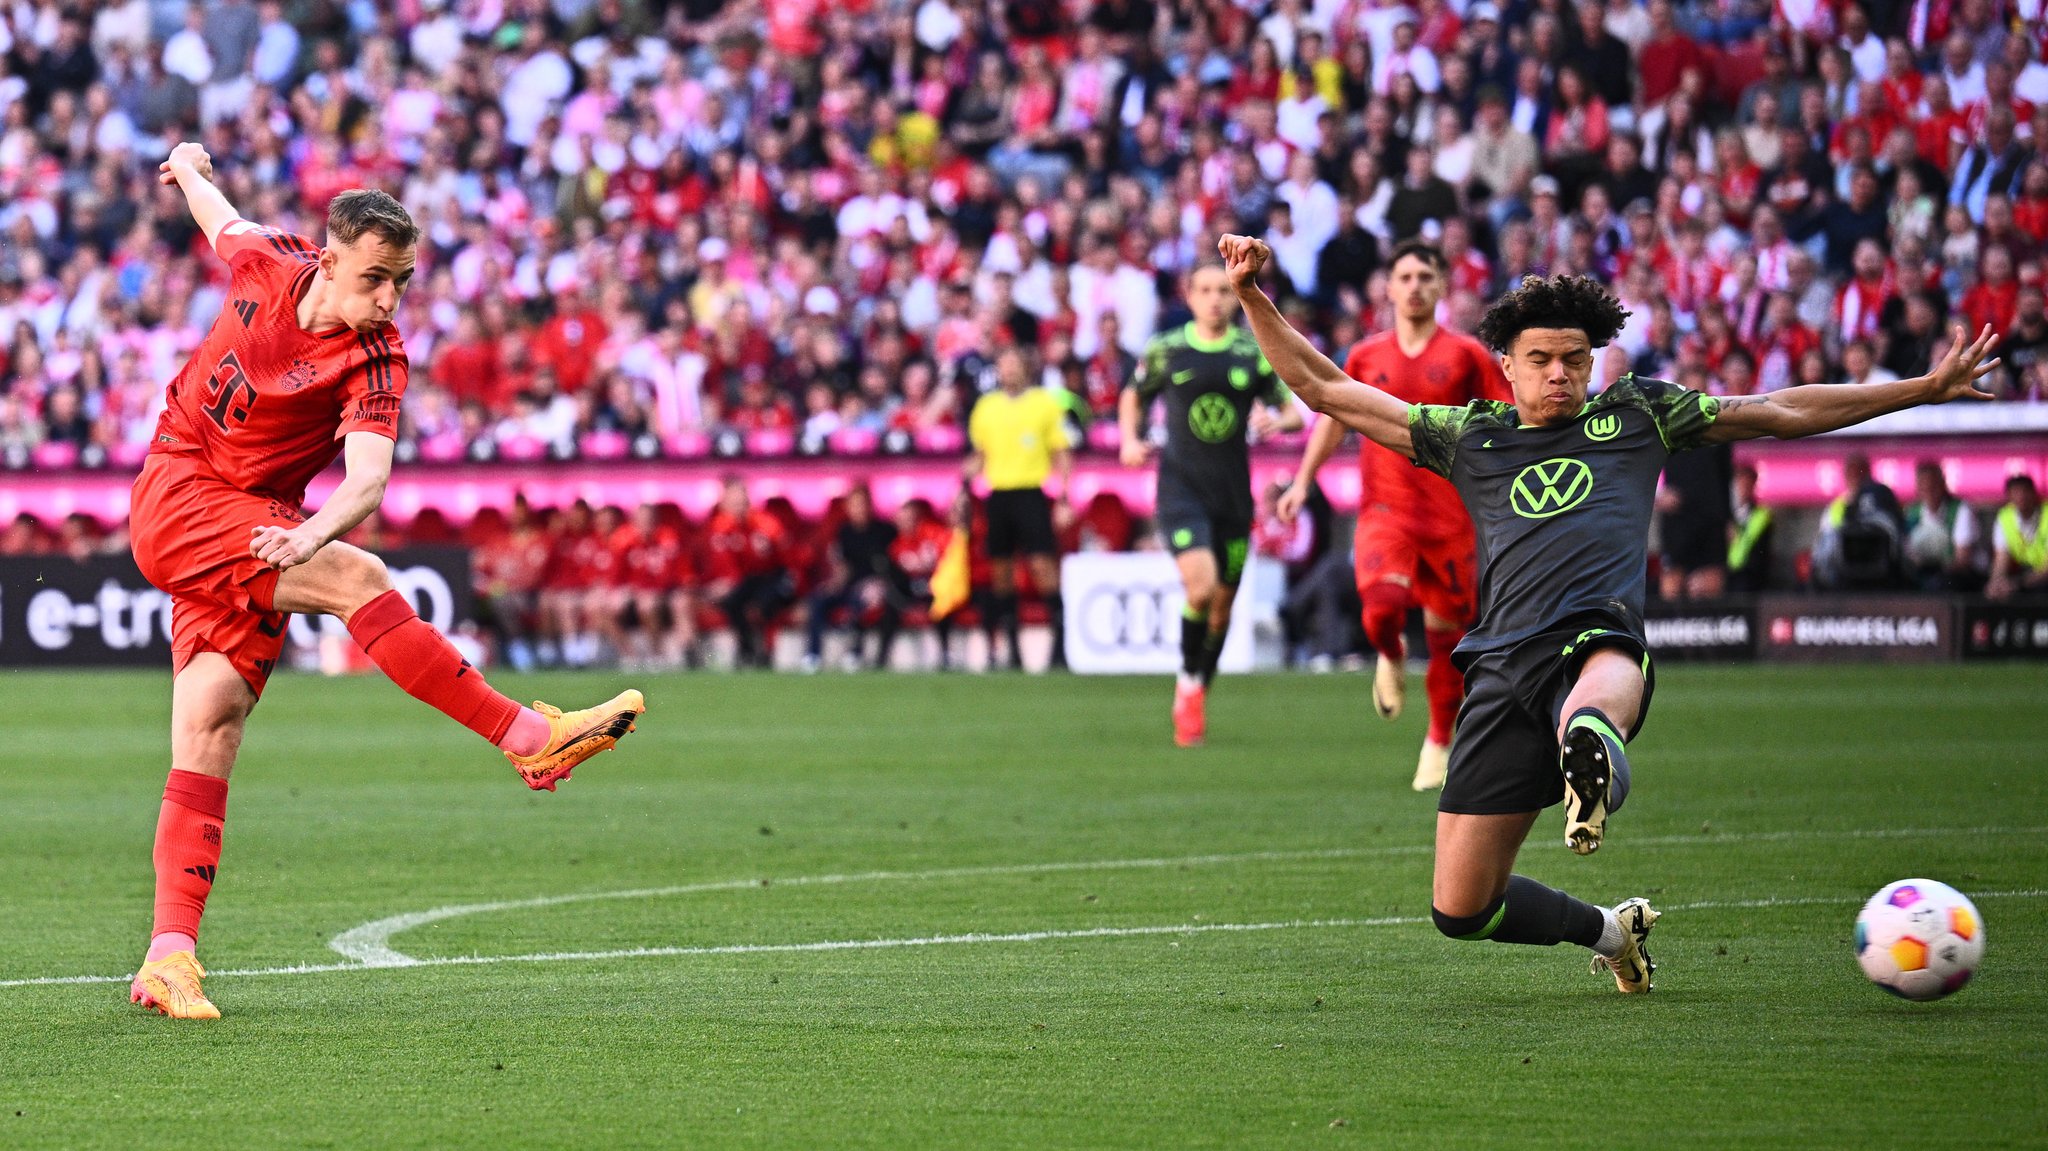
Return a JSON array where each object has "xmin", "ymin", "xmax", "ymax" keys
[
  {"xmin": 1130, "ymin": 323, "xmax": 1289, "ymax": 519},
  {"xmin": 1408, "ymin": 374, "xmax": 1722, "ymax": 654}
]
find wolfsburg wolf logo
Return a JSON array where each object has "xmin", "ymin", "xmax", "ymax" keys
[
  {"xmin": 1510, "ymin": 458, "xmax": 1594, "ymax": 519},
  {"xmin": 1584, "ymin": 413, "xmax": 1622, "ymax": 442}
]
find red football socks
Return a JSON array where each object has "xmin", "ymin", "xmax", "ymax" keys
[
  {"xmin": 1424, "ymin": 627, "xmax": 1466, "ymax": 746},
  {"xmin": 150, "ymin": 770, "xmax": 229, "ymax": 949},
  {"xmin": 1359, "ymin": 583, "xmax": 1409, "ymax": 663},
  {"xmin": 346, "ymin": 589, "xmax": 525, "ymax": 748}
]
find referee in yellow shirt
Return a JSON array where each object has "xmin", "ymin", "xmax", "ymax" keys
[{"xmin": 966, "ymin": 346, "xmax": 1073, "ymax": 671}]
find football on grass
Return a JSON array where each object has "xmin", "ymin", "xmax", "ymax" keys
[{"xmin": 1855, "ymin": 879, "xmax": 1984, "ymax": 1001}]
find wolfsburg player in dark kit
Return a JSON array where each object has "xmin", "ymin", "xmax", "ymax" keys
[
  {"xmin": 1119, "ymin": 264, "xmax": 1302, "ymax": 747},
  {"xmin": 1220, "ymin": 233, "xmax": 2002, "ymax": 992}
]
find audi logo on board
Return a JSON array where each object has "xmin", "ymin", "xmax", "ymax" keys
[{"xmin": 1074, "ymin": 582, "xmax": 1183, "ymax": 653}]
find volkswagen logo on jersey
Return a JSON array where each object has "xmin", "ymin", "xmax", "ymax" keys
[
  {"xmin": 1584, "ymin": 413, "xmax": 1622, "ymax": 442},
  {"xmin": 1510, "ymin": 457, "xmax": 1595, "ymax": 519},
  {"xmin": 1188, "ymin": 393, "xmax": 1238, "ymax": 443}
]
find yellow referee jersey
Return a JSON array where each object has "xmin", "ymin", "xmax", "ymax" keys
[{"xmin": 969, "ymin": 387, "xmax": 1070, "ymax": 491}]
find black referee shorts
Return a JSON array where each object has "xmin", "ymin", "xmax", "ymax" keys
[
  {"xmin": 985, "ymin": 488, "xmax": 1057, "ymax": 558},
  {"xmin": 1439, "ymin": 612, "xmax": 1657, "ymax": 816}
]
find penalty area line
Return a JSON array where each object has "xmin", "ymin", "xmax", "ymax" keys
[{"xmin": 4, "ymin": 889, "xmax": 2046, "ymax": 991}]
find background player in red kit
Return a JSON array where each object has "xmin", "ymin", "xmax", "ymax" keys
[
  {"xmin": 1279, "ymin": 241, "xmax": 1509, "ymax": 791},
  {"xmin": 126, "ymin": 143, "xmax": 646, "ymax": 1020}
]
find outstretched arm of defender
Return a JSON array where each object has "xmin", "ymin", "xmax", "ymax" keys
[
  {"xmin": 250, "ymin": 433, "xmax": 393, "ymax": 571},
  {"xmin": 1218, "ymin": 235, "xmax": 1414, "ymax": 459},
  {"xmin": 158, "ymin": 142, "xmax": 241, "ymax": 250},
  {"xmin": 1704, "ymin": 325, "xmax": 2001, "ymax": 444}
]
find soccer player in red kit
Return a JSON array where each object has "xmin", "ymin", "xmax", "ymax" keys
[
  {"xmin": 1278, "ymin": 240, "xmax": 1509, "ymax": 791},
  {"xmin": 126, "ymin": 144, "xmax": 646, "ymax": 1020}
]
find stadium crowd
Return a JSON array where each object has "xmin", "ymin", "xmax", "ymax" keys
[{"xmin": 4, "ymin": 0, "xmax": 2048, "ymax": 665}]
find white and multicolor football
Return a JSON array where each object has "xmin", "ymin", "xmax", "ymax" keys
[{"xmin": 1855, "ymin": 879, "xmax": 1985, "ymax": 1002}]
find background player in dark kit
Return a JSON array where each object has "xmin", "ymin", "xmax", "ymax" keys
[{"xmin": 1119, "ymin": 264, "xmax": 1300, "ymax": 746}]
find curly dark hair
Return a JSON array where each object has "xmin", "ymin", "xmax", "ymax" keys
[{"xmin": 1473, "ymin": 274, "xmax": 1631, "ymax": 354}]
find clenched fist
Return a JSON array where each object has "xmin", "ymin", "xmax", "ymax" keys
[
  {"xmin": 1216, "ymin": 234, "xmax": 1271, "ymax": 290},
  {"xmin": 159, "ymin": 141, "xmax": 214, "ymax": 186}
]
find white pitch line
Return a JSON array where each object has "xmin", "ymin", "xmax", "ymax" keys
[
  {"xmin": 5, "ymin": 890, "xmax": 2046, "ymax": 991},
  {"xmin": 330, "ymin": 824, "xmax": 2048, "ymax": 967}
]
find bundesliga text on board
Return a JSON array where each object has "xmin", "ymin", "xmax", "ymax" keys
[
  {"xmin": 1758, "ymin": 596, "xmax": 1956, "ymax": 662},
  {"xmin": 1641, "ymin": 611, "xmax": 1753, "ymax": 660}
]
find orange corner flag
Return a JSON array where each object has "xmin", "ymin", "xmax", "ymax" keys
[{"xmin": 929, "ymin": 528, "xmax": 971, "ymax": 620}]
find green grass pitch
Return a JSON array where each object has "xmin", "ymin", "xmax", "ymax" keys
[{"xmin": 4, "ymin": 664, "xmax": 2045, "ymax": 1148}]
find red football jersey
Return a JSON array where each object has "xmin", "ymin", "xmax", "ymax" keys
[
  {"xmin": 703, "ymin": 509, "xmax": 788, "ymax": 582},
  {"xmin": 888, "ymin": 518, "xmax": 951, "ymax": 581},
  {"xmin": 545, "ymin": 529, "xmax": 609, "ymax": 591},
  {"xmin": 477, "ymin": 529, "xmax": 551, "ymax": 595},
  {"xmin": 1342, "ymin": 328, "xmax": 1509, "ymax": 539},
  {"xmin": 151, "ymin": 220, "xmax": 407, "ymax": 504},
  {"xmin": 613, "ymin": 525, "xmax": 693, "ymax": 591}
]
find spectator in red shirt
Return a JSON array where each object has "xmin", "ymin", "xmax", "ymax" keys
[
  {"xmin": 703, "ymin": 477, "xmax": 795, "ymax": 669},
  {"xmin": 531, "ymin": 288, "xmax": 609, "ymax": 395},
  {"xmin": 432, "ymin": 310, "xmax": 503, "ymax": 411},
  {"xmin": 1754, "ymin": 292, "xmax": 1821, "ymax": 391},
  {"xmin": 725, "ymin": 368, "xmax": 798, "ymax": 432},
  {"xmin": 1834, "ymin": 238, "xmax": 1898, "ymax": 346},
  {"xmin": 1637, "ymin": 0, "xmax": 1706, "ymax": 111},
  {"xmin": 1962, "ymin": 244, "xmax": 2022, "ymax": 334}
]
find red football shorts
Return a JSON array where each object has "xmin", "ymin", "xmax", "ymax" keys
[
  {"xmin": 1352, "ymin": 514, "xmax": 1479, "ymax": 628},
  {"xmin": 130, "ymin": 453, "xmax": 300, "ymax": 697}
]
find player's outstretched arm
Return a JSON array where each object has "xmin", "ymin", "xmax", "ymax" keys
[
  {"xmin": 1278, "ymin": 414, "xmax": 1345, "ymax": 520},
  {"xmin": 250, "ymin": 434, "xmax": 393, "ymax": 571},
  {"xmin": 1704, "ymin": 325, "xmax": 2001, "ymax": 444},
  {"xmin": 158, "ymin": 142, "xmax": 241, "ymax": 251},
  {"xmin": 1218, "ymin": 235, "xmax": 1414, "ymax": 459}
]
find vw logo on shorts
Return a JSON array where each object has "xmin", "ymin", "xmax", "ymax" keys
[
  {"xmin": 1076, "ymin": 583, "xmax": 1180, "ymax": 652},
  {"xmin": 1510, "ymin": 457, "xmax": 1594, "ymax": 519}
]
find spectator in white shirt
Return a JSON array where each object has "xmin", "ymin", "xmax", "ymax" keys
[
  {"xmin": 1373, "ymin": 17, "xmax": 1440, "ymax": 96},
  {"xmin": 1276, "ymin": 151, "xmax": 1340, "ymax": 252},
  {"xmin": 501, "ymin": 25, "xmax": 574, "ymax": 148},
  {"xmin": 1940, "ymin": 30, "xmax": 1987, "ymax": 108},
  {"xmin": 1839, "ymin": 6, "xmax": 1886, "ymax": 83},
  {"xmin": 161, "ymin": 5, "xmax": 213, "ymax": 86},
  {"xmin": 1266, "ymin": 202, "xmax": 1324, "ymax": 298},
  {"xmin": 251, "ymin": 1, "xmax": 299, "ymax": 87}
]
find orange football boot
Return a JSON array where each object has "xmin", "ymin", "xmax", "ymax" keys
[
  {"xmin": 506, "ymin": 689, "xmax": 646, "ymax": 791},
  {"xmin": 131, "ymin": 951, "xmax": 220, "ymax": 1020}
]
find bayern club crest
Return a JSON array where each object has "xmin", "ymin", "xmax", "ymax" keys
[{"xmin": 281, "ymin": 358, "xmax": 317, "ymax": 392}]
